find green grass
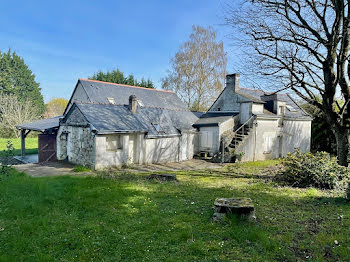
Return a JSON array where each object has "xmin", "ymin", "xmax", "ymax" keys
[
  {"xmin": 0, "ymin": 163, "xmax": 350, "ymax": 261},
  {"xmin": 73, "ymin": 165, "xmax": 92, "ymax": 173},
  {"xmin": 0, "ymin": 137, "xmax": 38, "ymax": 157}
]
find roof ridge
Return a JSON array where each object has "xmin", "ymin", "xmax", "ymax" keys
[
  {"xmin": 73, "ymin": 101, "xmax": 192, "ymax": 112},
  {"xmin": 79, "ymin": 78, "xmax": 175, "ymax": 93},
  {"xmin": 239, "ymin": 87, "xmax": 265, "ymax": 92}
]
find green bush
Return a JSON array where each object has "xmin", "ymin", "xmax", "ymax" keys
[
  {"xmin": 275, "ymin": 150, "xmax": 349, "ymax": 190},
  {"xmin": 346, "ymin": 183, "xmax": 350, "ymax": 200}
]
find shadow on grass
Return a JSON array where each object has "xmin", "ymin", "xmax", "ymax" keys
[{"xmin": 0, "ymin": 169, "xmax": 349, "ymax": 261}]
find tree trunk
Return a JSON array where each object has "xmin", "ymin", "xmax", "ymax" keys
[{"xmin": 334, "ymin": 127, "xmax": 349, "ymax": 166}]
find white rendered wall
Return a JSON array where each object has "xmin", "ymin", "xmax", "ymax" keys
[
  {"xmin": 252, "ymin": 103, "xmax": 264, "ymax": 114},
  {"xmin": 237, "ymin": 117, "xmax": 312, "ymax": 161},
  {"xmin": 282, "ymin": 120, "xmax": 311, "ymax": 154}
]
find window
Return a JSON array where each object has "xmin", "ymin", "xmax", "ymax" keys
[
  {"xmin": 107, "ymin": 97, "xmax": 115, "ymax": 104},
  {"xmin": 152, "ymin": 123, "xmax": 165, "ymax": 134},
  {"xmin": 106, "ymin": 135, "xmax": 123, "ymax": 151},
  {"xmin": 264, "ymin": 136, "xmax": 271, "ymax": 153}
]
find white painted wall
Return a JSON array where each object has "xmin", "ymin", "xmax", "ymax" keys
[
  {"xmin": 237, "ymin": 117, "xmax": 311, "ymax": 161},
  {"xmin": 94, "ymin": 132, "xmax": 197, "ymax": 169},
  {"xmin": 252, "ymin": 103, "xmax": 264, "ymax": 114},
  {"xmin": 282, "ymin": 119, "xmax": 311, "ymax": 154},
  {"xmin": 95, "ymin": 134, "xmax": 130, "ymax": 169}
]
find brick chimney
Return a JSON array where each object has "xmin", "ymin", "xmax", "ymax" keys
[
  {"xmin": 128, "ymin": 95, "xmax": 137, "ymax": 113},
  {"xmin": 226, "ymin": 73, "xmax": 240, "ymax": 93}
]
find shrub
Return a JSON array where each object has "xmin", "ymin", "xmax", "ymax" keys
[
  {"xmin": 346, "ymin": 183, "xmax": 350, "ymax": 200},
  {"xmin": 275, "ymin": 150, "xmax": 349, "ymax": 190},
  {"xmin": 0, "ymin": 140, "xmax": 14, "ymax": 176}
]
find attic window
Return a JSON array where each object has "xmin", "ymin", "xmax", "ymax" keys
[
  {"xmin": 152, "ymin": 123, "xmax": 165, "ymax": 134},
  {"xmin": 286, "ymin": 105, "xmax": 297, "ymax": 112},
  {"xmin": 107, "ymin": 97, "xmax": 115, "ymax": 104}
]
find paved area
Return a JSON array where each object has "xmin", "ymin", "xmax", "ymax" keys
[
  {"xmin": 14, "ymin": 159, "xmax": 226, "ymax": 177},
  {"xmin": 14, "ymin": 161, "xmax": 91, "ymax": 177},
  {"xmin": 14, "ymin": 154, "xmax": 38, "ymax": 164}
]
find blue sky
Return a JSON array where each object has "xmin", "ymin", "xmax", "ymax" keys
[{"xmin": 0, "ymin": 0, "xmax": 239, "ymax": 102}]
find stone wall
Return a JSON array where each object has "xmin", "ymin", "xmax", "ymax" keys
[{"xmin": 57, "ymin": 126, "xmax": 96, "ymax": 168}]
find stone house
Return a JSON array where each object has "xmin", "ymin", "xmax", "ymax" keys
[
  {"xmin": 56, "ymin": 79, "xmax": 198, "ymax": 169},
  {"xmin": 193, "ymin": 74, "xmax": 312, "ymax": 161},
  {"xmin": 17, "ymin": 74, "xmax": 311, "ymax": 167},
  {"xmin": 17, "ymin": 79, "xmax": 198, "ymax": 169}
]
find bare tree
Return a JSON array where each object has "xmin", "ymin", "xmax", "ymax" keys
[
  {"xmin": 162, "ymin": 25, "xmax": 227, "ymax": 111},
  {"xmin": 0, "ymin": 94, "xmax": 39, "ymax": 137},
  {"xmin": 226, "ymin": 0, "xmax": 350, "ymax": 166}
]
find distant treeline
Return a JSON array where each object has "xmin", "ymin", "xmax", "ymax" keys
[{"xmin": 90, "ymin": 68, "xmax": 154, "ymax": 88}]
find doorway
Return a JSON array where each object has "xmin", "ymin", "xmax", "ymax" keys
[{"xmin": 128, "ymin": 135, "xmax": 136, "ymax": 164}]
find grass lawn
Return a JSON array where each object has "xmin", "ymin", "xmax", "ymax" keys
[
  {"xmin": 0, "ymin": 137, "xmax": 38, "ymax": 157},
  {"xmin": 0, "ymin": 161, "xmax": 349, "ymax": 261}
]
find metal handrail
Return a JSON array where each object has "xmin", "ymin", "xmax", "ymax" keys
[
  {"xmin": 232, "ymin": 115, "xmax": 255, "ymax": 150},
  {"xmin": 233, "ymin": 115, "xmax": 255, "ymax": 136}
]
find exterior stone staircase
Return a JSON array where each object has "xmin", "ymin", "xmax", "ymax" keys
[{"xmin": 213, "ymin": 115, "xmax": 255, "ymax": 163}]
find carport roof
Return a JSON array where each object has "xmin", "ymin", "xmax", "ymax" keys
[{"xmin": 16, "ymin": 116, "xmax": 62, "ymax": 132}]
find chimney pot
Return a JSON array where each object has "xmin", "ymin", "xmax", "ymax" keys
[{"xmin": 129, "ymin": 95, "xmax": 137, "ymax": 113}]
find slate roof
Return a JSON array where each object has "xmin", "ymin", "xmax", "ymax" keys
[
  {"xmin": 72, "ymin": 103, "xmax": 198, "ymax": 136},
  {"xmin": 77, "ymin": 79, "xmax": 187, "ymax": 111},
  {"xmin": 238, "ymin": 88, "xmax": 311, "ymax": 119},
  {"xmin": 193, "ymin": 112, "xmax": 238, "ymax": 127},
  {"xmin": 16, "ymin": 116, "xmax": 62, "ymax": 132}
]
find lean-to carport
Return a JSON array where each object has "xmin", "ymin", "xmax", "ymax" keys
[{"xmin": 16, "ymin": 116, "xmax": 61, "ymax": 161}]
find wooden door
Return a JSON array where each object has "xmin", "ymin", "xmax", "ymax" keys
[{"xmin": 38, "ymin": 134, "xmax": 57, "ymax": 163}]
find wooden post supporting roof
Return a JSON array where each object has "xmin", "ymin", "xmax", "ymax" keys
[
  {"xmin": 20, "ymin": 129, "xmax": 31, "ymax": 157},
  {"xmin": 21, "ymin": 129, "xmax": 26, "ymax": 157}
]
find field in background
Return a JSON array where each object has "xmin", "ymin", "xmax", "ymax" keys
[
  {"xmin": 0, "ymin": 161, "xmax": 349, "ymax": 261},
  {"xmin": 0, "ymin": 137, "xmax": 38, "ymax": 157}
]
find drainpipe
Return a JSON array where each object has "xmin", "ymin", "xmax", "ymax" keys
[
  {"xmin": 253, "ymin": 120, "xmax": 257, "ymax": 161},
  {"xmin": 221, "ymin": 140, "xmax": 224, "ymax": 163}
]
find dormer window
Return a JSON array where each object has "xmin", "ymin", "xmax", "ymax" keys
[
  {"xmin": 279, "ymin": 105, "xmax": 285, "ymax": 116},
  {"xmin": 152, "ymin": 123, "xmax": 165, "ymax": 134},
  {"xmin": 107, "ymin": 97, "xmax": 115, "ymax": 104}
]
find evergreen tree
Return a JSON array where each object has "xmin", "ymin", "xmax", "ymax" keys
[
  {"xmin": 90, "ymin": 68, "xmax": 155, "ymax": 88},
  {"xmin": 0, "ymin": 49, "xmax": 44, "ymax": 114}
]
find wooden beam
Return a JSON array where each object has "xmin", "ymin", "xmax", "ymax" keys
[{"xmin": 21, "ymin": 129, "xmax": 26, "ymax": 157}]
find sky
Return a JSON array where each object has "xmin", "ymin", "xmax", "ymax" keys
[{"xmin": 0, "ymin": 0, "xmax": 240, "ymax": 102}]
